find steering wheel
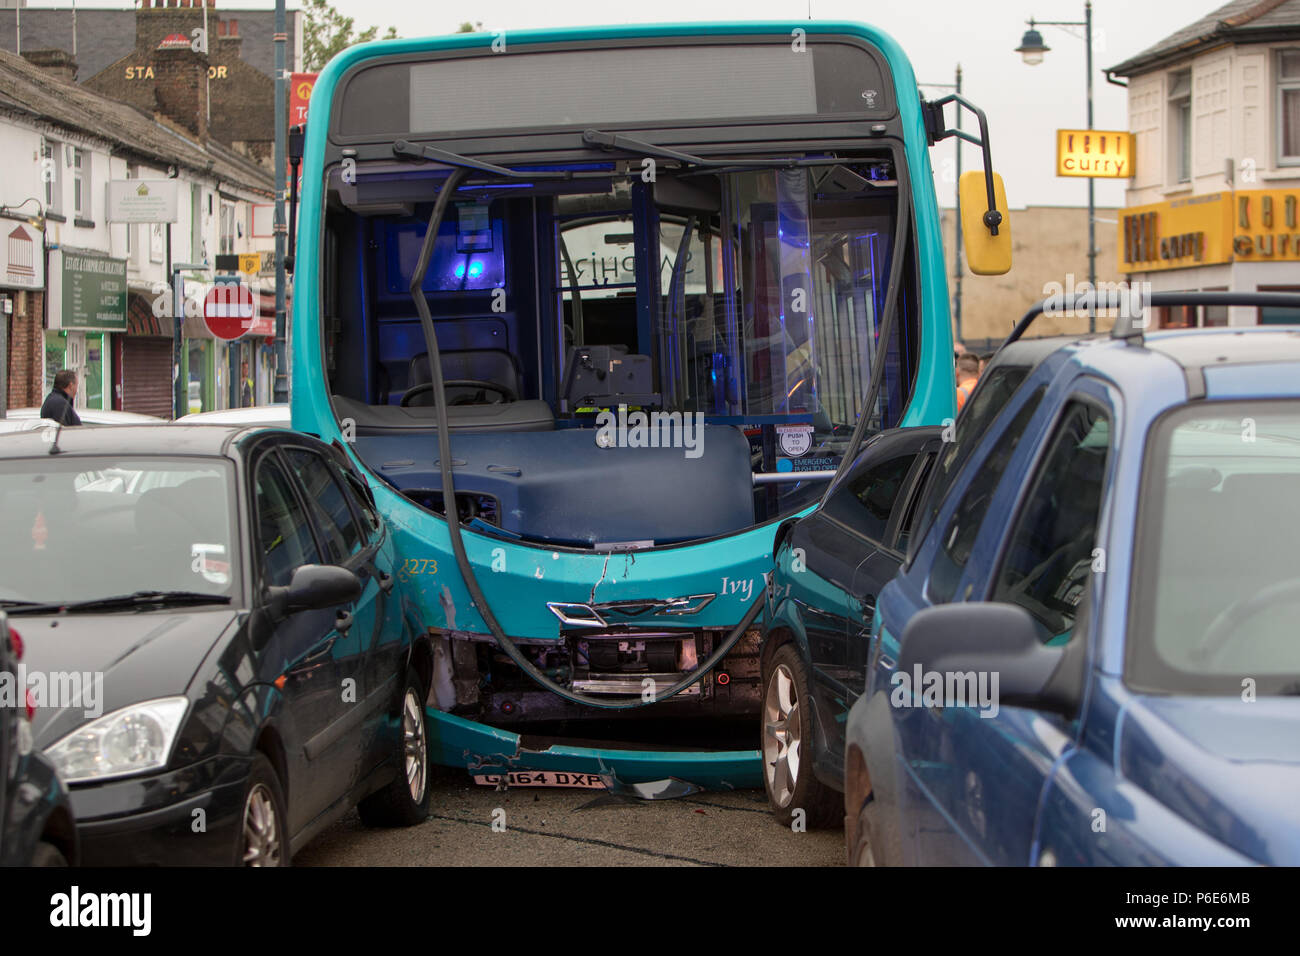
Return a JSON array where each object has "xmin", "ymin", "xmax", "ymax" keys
[
  {"xmin": 399, "ymin": 379, "xmax": 518, "ymax": 408},
  {"xmin": 1191, "ymin": 578, "xmax": 1300, "ymax": 663}
]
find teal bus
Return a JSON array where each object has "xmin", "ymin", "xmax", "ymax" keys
[{"xmin": 291, "ymin": 21, "xmax": 1010, "ymax": 788}]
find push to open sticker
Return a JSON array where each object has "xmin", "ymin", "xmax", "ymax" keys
[{"xmin": 191, "ymin": 543, "xmax": 230, "ymax": 586}]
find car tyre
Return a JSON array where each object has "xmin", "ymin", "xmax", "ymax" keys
[
  {"xmin": 761, "ymin": 643, "xmax": 840, "ymax": 829},
  {"xmin": 850, "ymin": 794, "xmax": 903, "ymax": 867},
  {"xmin": 30, "ymin": 841, "xmax": 68, "ymax": 866},
  {"xmin": 358, "ymin": 668, "xmax": 432, "ymax": 828},
  {"xmin": 239, "ymin": 752, "xmax": 289, "ymax": 867}
]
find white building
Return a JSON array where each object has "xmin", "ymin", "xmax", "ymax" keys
[
  {"xmin": 0, "ymin": 46, "xmax": 274, "ymax": 417},
  {"xmin": 1108, "ymin": 0, "xmax": 1300, "ymax": 328}
]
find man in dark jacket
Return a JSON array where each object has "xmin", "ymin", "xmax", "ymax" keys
[{"xmin": 39, "ymin": 370, "xmax": 82, "ymax": 426}]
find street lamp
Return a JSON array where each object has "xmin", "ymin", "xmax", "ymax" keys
[
  {"xmin": 1015, "ymin": 24, "xmax": 1050, "ymax": 65},
  {"xmin": 1016, "ymin": 1, "xmax": 1097, "ymax": 332}
]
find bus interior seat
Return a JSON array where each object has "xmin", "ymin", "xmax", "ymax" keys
[
  {"xmin": 332, "ymin": 393, "xmax": 555, "ymax": 433},
  {"xmin": 407, "ymin": 349, "xmax": 523, "ymax": 405}
]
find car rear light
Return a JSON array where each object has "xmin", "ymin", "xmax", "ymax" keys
[
  {"xmin": 24, "ymin": 689, "xmax": 35, "ymax": 722},
  {"xmin": 8, "ymin": 626, "xmax": 22, "ymax": 661}
]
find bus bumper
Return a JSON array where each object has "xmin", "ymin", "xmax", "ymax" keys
[{"xmin": 426, "ymin": 709, "xmax": 762, "ymax": 790}]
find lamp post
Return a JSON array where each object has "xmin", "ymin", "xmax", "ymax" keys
[
  {"xmin": 1017, "ymin": 0, "xmax": 1096, "ymax": 332},
  {"xmin": 920, "ymin": 64, "xmax": 964, "ymax": 344}
]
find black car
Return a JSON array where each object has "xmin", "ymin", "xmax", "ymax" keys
[
  {"xmin": 0, "ymin": 612, "xmax": 77, "ymax": 866},
  {"xmin": 760, "ymin": 425, "xmax": 943, "ymax": 827},
  {"xmin": 0, "ymin": 424, "xmax": 434, "ymax": 865}
]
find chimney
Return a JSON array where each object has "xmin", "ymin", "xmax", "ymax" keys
[
  {"xmin": 154, "ymin": 44, "xmax": 209, "ymax": 141},
  {"xmin": 136, "ymin": 0, "xmax": 206, "ymax": 55},
  {"xmin": 21, "ymin": 49, "xmax": 79, "ymax": 84}
]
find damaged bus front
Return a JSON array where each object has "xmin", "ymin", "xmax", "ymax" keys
[{"xmin": 291, "ymin": 22, "xmax": 1010, "ymax": 787}]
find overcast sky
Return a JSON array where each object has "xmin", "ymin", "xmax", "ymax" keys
[{"xmin": 30, "ymin": 0, "xmax": 1227, "ymax": 208}]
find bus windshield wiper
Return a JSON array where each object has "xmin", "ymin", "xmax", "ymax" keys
[
  {"xmin": 7, "ymin": 591, "xmax": 233, "ymax": 616},
  {"xmin": 582, "ymin": 129, "xmax": 798, "ymax": 169},
  {"xmin": 393, "ymin": 140, "xmax": 573, "ymax": 180}
]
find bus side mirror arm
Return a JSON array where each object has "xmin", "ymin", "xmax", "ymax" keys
[
  {"xmin": 287, "ymin": 124, "xmax": 305, "ymax": 275},
  {"xmin": 922, "ymin": 94, "xmax": 1002, "ymax": 237}
]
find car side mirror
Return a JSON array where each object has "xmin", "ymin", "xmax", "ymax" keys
[
  {"xmin": 897, "ymin": 603, "xmax": 1081, "ymax": 717},
  {"xmin": 266, "ymin": 564, "xmax": 362, "ymax": 619}
]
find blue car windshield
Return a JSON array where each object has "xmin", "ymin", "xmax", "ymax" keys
[
  {"xmin": 0, "ymin": 457, "xmax": 238, "ymax": 606},
  {"xmin": 1128, "ymin": 401, "xmax": 1300, "ymax": 695}
]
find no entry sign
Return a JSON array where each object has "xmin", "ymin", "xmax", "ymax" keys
[{"xmin": 203, "ymin": 281, "xmax": 257, "ymax": 340}]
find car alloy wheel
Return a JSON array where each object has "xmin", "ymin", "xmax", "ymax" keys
[
  {"xmin": 402, "ymin": 686, "xmax": 428, "ymax": 805},
  {"xmin": 763, "ymin": 662, "xmax": 802, "ymax": 808},
  {"xmin": 242, "ymin": 782, "xmax": 283, "ymax": 867}
]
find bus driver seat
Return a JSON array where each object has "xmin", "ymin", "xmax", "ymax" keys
[{"xmin": 406, "ymin": 348, "xmax": 524, "ymax": 407}]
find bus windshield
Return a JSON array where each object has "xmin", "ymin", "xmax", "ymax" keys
[{"xmin": 322, "ymin": 151, "xmax": 916, "ymax": 537}]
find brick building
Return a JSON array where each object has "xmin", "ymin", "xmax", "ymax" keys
[
  {"xmin": 0, "ymin": 0, "xmax": 304, "ymax": 170},
  {"xmin": 0, "ymin": 46, "xmax": 274, "ymax": 416}
]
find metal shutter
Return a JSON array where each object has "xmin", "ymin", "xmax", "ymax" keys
[{"xmin": 121, "ymin": 336, "xmax": 174, "ymax": 419}]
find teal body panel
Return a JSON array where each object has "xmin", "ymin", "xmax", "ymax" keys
[
  {"xmin": 429, "ymin": 710, "xmax": 762, "ymax": 788},
  {"xmin": 291, "ymin": 21, "xmax": 956, "ymax": 781}
]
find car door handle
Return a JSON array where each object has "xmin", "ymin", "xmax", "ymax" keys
[
  {"xmin": 335, "ymin": 610, "xmax": 354, "ymax": 634},
  {"xmin": 377, "ymin": 571, "xmax": 394, "ymax": 594}
]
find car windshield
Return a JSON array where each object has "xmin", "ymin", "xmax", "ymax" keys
[
  {"xmin": 1129, "ymin": 402, "xmax": 1300, "ymax": 695},
  {"xmin": 0, "ymin": 457, "xmax": 238, "ymax": 606}
]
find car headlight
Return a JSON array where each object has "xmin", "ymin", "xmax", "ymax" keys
[{"xmin": 45, "ymin": 697, "xmax": 189, "ymax": 784}]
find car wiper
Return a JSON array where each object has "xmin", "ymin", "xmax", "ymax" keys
[
  {"xmin": 0, "ymin": 598, "xmax": 42, "ymax": 608},
  {"xmin": 581, "ymin": 129, "xmax": 798, "ymax": 170},
  {"xmin": 7, "ymin": 591, "xmax": 232, "ymax": 615}
]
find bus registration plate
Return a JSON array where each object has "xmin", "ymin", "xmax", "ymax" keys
[{"xmin": 472, "ymin": 771, "xmax": 607, "ymax": 789}]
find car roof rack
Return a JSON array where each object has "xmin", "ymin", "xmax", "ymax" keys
[{"xmin": 1002, "ymin": 290, "xmax": 1300, "ymax": 349}]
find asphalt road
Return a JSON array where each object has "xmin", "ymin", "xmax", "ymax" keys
[{"xmin": 296, "ymin": 774, "xmax": 845, "ymax": 867}]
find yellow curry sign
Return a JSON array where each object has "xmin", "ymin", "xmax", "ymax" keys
[
  {"xmin": 1119, "ymin": 189, "xmax": 1300, "ymax": 273},
  {"xmin": 1057, "ymin": 129, "xmax": 1135, "ymax": 178}
]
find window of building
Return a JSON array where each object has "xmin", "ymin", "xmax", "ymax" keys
[
  {"xmin": 1279, "ymin": 49, "xmax": 1300, "ymax": 165},
  {"xmin": 73, "ymin": 148, "xmax": 90, "ymax": 221},
  {"xmin": 219, "ymin": 201, "xmax": 236, "ymax": 255},
  {"xmin": 1257, "ymin": 285, "xmax": 1300, "ymax": 325},
  {"xmin": 1169, "ymin": 70, "xmax": 1192, "ymax": 185},
  {"xmin": 42, "ymin": 139, "xmax": 63, "ymax": 216}
]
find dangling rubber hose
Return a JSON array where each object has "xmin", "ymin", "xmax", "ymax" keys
[{"xmin": 409, "ymin": 170, "xmax": 763, "ymax": 710}]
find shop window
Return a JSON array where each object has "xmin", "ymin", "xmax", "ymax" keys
[
  {"xmin": 1279, "ymin": 49, "xmax": 1300, "ymax": 166},
  {"xmin": 1201, "ymin": 287, "xmax": 1229, "ymax": 327},
  {"xmin": 1258, "ymin": 285, "xmax": 1300, "ymax": 325}
]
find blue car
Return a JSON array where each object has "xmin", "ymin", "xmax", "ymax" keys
[{"xmin": 846, "ymin": 291, "xmax": 1300, "ymax": 866}]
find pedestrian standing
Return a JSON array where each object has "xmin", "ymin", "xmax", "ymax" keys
[
  {"xmin": 39, "ymin": 370, "xmax": 82, "ymax": 426},
  {"xmin": 955, "ymin": 354, "xmax": 980, "ymax": 412}
]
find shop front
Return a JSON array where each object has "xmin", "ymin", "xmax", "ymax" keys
[
  {"xmin": 1119, "ymin": 188, "xmax": 1300, "ymax": 328},
  {"xmin": 45, "ymin": 249, "xmax": 126, "ymax": 411}
]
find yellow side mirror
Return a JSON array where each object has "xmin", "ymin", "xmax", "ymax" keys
[{"xmin": 959, "ymin": 170, "xmax": 1012, "ymax": 276}]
